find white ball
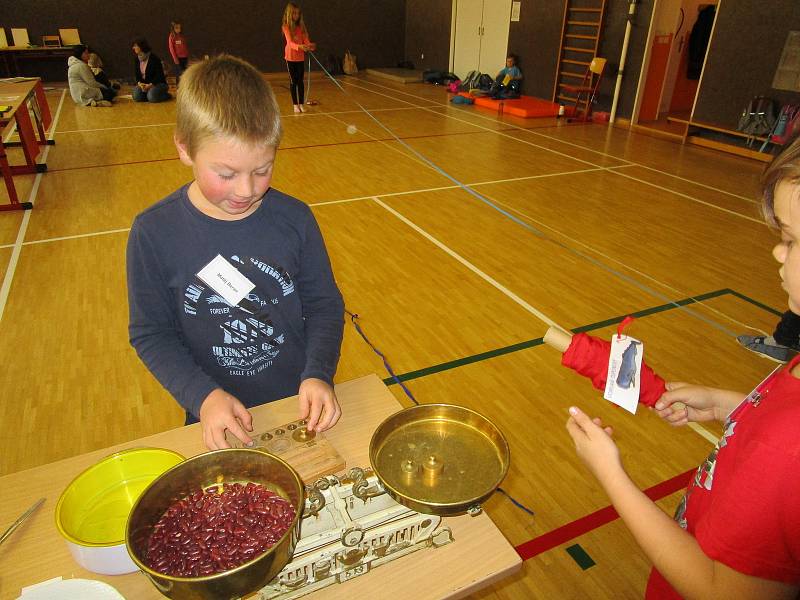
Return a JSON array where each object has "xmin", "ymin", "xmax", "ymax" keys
[{"xmin": 346, "ymin": 124, "xmax": 357, "ymax": 135}]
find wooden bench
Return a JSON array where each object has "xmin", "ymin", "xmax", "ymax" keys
[{"xmin": 666, "ymin": 116, "xmax": 773, "ymax": 162}]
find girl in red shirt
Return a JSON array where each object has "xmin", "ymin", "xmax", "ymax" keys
[
  {"xmin": 282, "ymin": 3, "xmax": 315, "ymax": 114},
  {"xmin": 168, "ymin": 21, "xmax": 190, "ymax": 84}
]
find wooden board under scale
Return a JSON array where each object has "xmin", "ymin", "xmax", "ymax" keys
[{"xmin": 226, "ymin": 417, "xmax": 346, "ymax": 483}]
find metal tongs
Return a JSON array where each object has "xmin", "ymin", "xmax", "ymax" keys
[{"xmin": 0, "ymin": 498, "xmax": 45, "ymax": 547}]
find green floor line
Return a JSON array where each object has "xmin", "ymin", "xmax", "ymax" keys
[
  {"xmin": 382, "ymin": 288, "xmax": 778, "ymax": 387},
  {"xmin": 725, "ymin": 289, "xmax": 782, "ymax": 316}
]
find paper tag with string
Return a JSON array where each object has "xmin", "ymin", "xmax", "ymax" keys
[{"xmin": 604, "ymin": 316, "xmax": 642, "ymax": 414}]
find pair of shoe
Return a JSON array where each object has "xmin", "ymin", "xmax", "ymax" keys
[
  {"xmin": 736, "ymin": 335, "xmax": 799, "ymax": 363},
  {"xmin": 293, "ymin": 104, "xmax": 305, "ymax": 114},
  {"xmin": 89, "ymin": 99, "xmax": 112, "ymax": 107}
]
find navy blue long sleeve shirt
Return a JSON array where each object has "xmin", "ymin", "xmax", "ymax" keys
[{"xmin": 126, "ymin": 185, "xmax": 344, "ymax": 418}]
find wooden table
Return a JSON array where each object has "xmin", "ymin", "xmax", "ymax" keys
[
  {"xmin": 0, "ymin": 374, "xmax": 521, "ymax": 599},
  {"xmin": 0, "ymin": 46, "xmax": 74, "ymax": 80},
  {"xmin": 0, "ymin": 78, "xmax": 53, "ymax": 211}
]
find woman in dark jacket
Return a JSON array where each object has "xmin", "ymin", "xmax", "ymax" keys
[{"xmin": 132, "ymin": 37, "xmax": 170, "ymax": 102}]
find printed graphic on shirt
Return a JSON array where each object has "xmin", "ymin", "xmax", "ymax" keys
[
  {"xmin": 672, "ymin": 368, "xmax": 781, "ymax": 529},
  {"xmin": 183, "ymin": 254, "xmax": 295, "ymax": 378},
  {"xmin": 674, "ymin": 420, "xmax": 737, "ymax": 529}
]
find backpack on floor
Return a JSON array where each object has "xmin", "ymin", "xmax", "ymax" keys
[
  {"xmin": 459, "ymin": 70, "xmax": 479, "ymax": 91},
  {"xmin": 737, "ymin": 96, "xmax": 777, "ymax": 137},
  {"xmin": 771, "ymin": 103, "xmax": 800, "ymax": 145},
  {"xmin": 477, "ymin": 73, "xmax": 494, "ymax": 91},
  {"xmin": 423, "ymin": 70, "xmax": 443, "ymax": 84}
]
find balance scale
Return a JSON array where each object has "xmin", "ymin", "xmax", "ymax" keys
[
  {"xmin": 248, "ymin": 403, "xmax": 509, "ymax": 599},
  {"xmin": 258, "ymin": 467, "xmax": 453, "ymax": 599}
]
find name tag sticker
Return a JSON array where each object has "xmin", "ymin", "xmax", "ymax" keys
[{"xmin": 197, "ymin": 255, "xmax": 255, "ymax": 307}]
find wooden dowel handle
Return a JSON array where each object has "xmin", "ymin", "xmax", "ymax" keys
[{"xmin": 543, "ymin": 327, "xmax": 572, "ymax": 353}]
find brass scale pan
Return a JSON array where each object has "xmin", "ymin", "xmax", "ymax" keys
[{"xmin": 369, "ymin": 404, "xmax": 510, "ymax": 516}]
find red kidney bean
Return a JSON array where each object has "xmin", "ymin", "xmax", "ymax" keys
[{"xmin": 144, "ymin": 482, "xmax": 296, "ymax": 578}]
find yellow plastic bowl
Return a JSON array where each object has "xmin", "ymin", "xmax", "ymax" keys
[{"xmin": 55, "ymin": 447, "xmax": 184, "ymax": 575}]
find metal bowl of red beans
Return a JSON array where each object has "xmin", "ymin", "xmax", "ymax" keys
[{"xmin": 125, "ymin": 448, "xmax": 303, "ymax": 600}]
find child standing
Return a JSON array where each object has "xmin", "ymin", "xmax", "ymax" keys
[
  {"xmin": 282, "ymin": 3, "xmax": 316, "ymax": 114},
  {"xmin": 127, "ymin": 55, "xmax": 344, "ymax": 450},
  {"xmin": 566, "ymin": 137, "xmax": 800, "ymax": 598},
  {"xmin": 168, "ymin": 21, "xmax": 190, "ymax": 84}
]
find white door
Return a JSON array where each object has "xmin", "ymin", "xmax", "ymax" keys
[
  {"xmin": 453, "ymin": 0, "xmax": 484, "ymax": 79},
  {"xmin": 478, "ymin": 0, "xmax": 512, "ymax": 74}
]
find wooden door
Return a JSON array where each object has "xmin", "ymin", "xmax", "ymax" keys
[
  {"xmin": 453, "ymin": 0, "xmax": 484, "ymax": 79},
  {"xmin": 477, "ymin": 0, "xmax": 512, "ymax": 74}
]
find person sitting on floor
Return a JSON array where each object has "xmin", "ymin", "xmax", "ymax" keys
[
  {"xmin": 86, "ymin": 46, "xmax": 121, "ymax": 91},
  {"xmin": 132, "ymin": 37, "xmax": 170, "ymax": 103},
  {"xmin": 490, "ymin": 54, "xmax": 522, "ymax": 100},
  {"xmin": 67, "ymin": 44, "xmax": 116, "ymax": 107}
]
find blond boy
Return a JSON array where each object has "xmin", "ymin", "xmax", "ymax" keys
[{"xmin": 127, "ymin": 55, "xmax": 344, "ymax": 450}]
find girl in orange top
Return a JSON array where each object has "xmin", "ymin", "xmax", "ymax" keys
[{"xmin": 282, "ymin": 3, "xmax": 316, "ymax": 113}]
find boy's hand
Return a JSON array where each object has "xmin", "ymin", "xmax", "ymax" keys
[
  {"xmin": 298, "ymin": 378, "xmax": 341, "ymax": 433},
  {"xmin": 199, "ymin": 389, "xmax": 254, "ymax": 450},
  {"xmin": 654, "ymin": 382, "xmax": 719, "ymax": 426},
  {"xmin": 566, "ymin": 406, "xmax": 622, "ymax": 484}
]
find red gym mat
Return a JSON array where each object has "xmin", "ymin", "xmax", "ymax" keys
[{"xmin": 456, "ymin": 93, "xmax": 560, "ymax": 118}]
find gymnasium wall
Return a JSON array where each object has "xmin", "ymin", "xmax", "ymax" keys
[
  {"xmin": 507, "ymin": 0, "xmax": 655, "ymax": 119},
  {"xmin": 404, "ymin": 0, "xmax": 453, "ymax": 73},
  {"xmin": 693, "ymin": 1, "xmax": 800, "ymax": 128},
  {"xmin": 3, "ymin": 0, "xmax": 406, "ymax": 81}
]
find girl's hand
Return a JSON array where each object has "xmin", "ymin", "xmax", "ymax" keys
[
  {"xmin": 199, "ymin": 389, "xmax": 254, "ymax": 450},
  {"xmin": 298, "ymin": 378, "xmax": 341, "ymax": 432},
  {"xmin": 566, "ymin": 406, "xmax": 623, "ymax": 484},
  {"xmin": 654, "ymin": 382, "xmax": 721, "ymax": 426}
]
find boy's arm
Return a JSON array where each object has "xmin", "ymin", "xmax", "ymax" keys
[
  {"xmin": 568, "ymin": 408, "xmax": 798, "ymax": 600},
  {"xmin": 296, "ymin": 211, "xmax": 344, "ymax": 386},
  {"xmin": 126, "ymin": 221, "xmax": 219, "ymax": 418}
]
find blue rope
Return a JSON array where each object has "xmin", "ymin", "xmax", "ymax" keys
[{"xmin": 345, "ymin": 310, "xmax": 418, "ymax": 405}]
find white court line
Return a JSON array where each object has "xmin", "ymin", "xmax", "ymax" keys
[
  {"xmin": 353, "ymin": 77, "xmax": 758, "ymax": 204},
  {"xmin": 55, "ymin": 106, "xmax": 427, "ymax": 135},
  {"xmin": 606, "ymin": 168, "xmax": 762, "ymax": 223},
  {"xmin": 0, "ymin": 90, "xmax": 66, "ymax": 324},
  {"xmin": 687, "ymin": 422, "xmax": 719, "ymax": 444},
  {"xmin": 344, "ymin": 79, "xmax": 763, "ymax": 223},
  {"xmin": 3, "ymin": 166, "xmax": 629, "ymax": 248},
  {"xmin": 372, "ymin": 196, "xmax": 565, "ymax": 331},
  {"xmin": 375, "ymin": 192, "xmax": 721, "ymax": 445},
  {"xmin": 21, "ymin": 227, "xmax": 132, "ymax": 246}
]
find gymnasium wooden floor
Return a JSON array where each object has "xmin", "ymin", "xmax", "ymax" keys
[{"xmin": 0, "ymin": 73, "xmax": 780, "ymax": 598}]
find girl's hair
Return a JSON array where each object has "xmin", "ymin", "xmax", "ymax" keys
[
  {"xmin": 170, "ymin": 21, "xmax": 182, "ymax": 35},
  {"xmin": 762, "ymin": 133, "xmax": 800, "ymax": 226},
  {"xmin": 132, "ymin": 37, "xmax": 151, "ymax": 53},
  {"xmin": 176, "ymin": 54, "xmax": 282, "ymax": 156},
  {"xmin": 282, "ymin": 3, "xmax": 308, "ymax": 41}
]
